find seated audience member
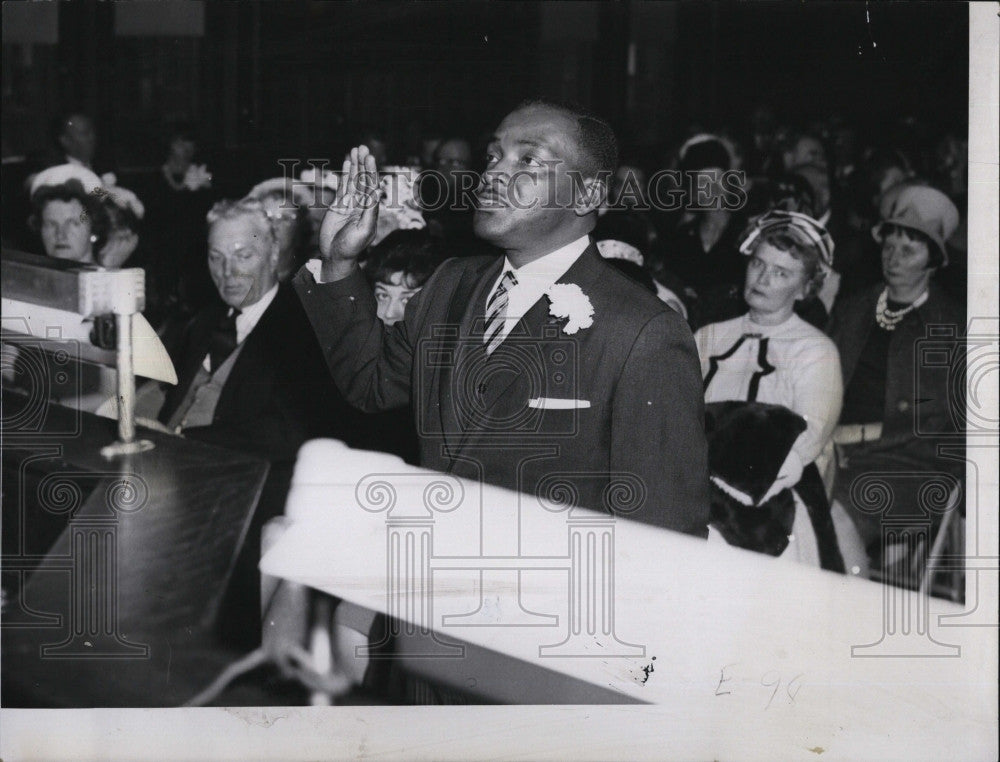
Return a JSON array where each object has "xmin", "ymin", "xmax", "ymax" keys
[
  {"xmin": 30, "ymin": 164, "xmax": 147, "ymax": 272},
  {"xmin": 828, "ymin": 118, "xmax": 859, "ymax": 193},
  {"xmin": 834, "ymin": 149, "xmax": 917, "ymax": 305},
  {"xmin": 10, "ymin": 169, "xmax": 112, "ymax": 411},
  {"xmin": 245, "ymin": 178, "xmax": 314, "ymax": 281},
  {"xmin": 355, "ymin": 126, "xmax": 390, "ymax": 168},
  {"xmin": 28, "ymin": 166, "xmax": 108, "ymax": 264},
  {"xmin": 298, "ymin": 165, "xmax": 340, "ymax": 258},
  {"xmin": 604, "ymin": 159, "xmax": 660, "ymax": 249},
  {"xmin": 593, "ymin": 210, "xmax": 687, "ymax": 319},
  {"xmin": 158, "ymin": 197, "xmax": 357, "ymax": 459},
  {"xmin": 753, "ymin": 172, "xmax": 817, "ymax": 218},
  {"xmin": 602, "ymin": 256, "xmax": 658, "ymax": 296},
  {"xmin": 154, "ymin": 198, "xmax": 362, "ymax": 646},
  {"xmin": 695, "ymin": 210, "xmax": 860, "ymax": 572},
  {"xmin": 434, "ymin": 137, "xmax": 473, "ymax": 177},
  {"xmin": 778, "ymin": 128, "xmax": 828, "ymax": 173},
  {"xmin": 930, "ymin": 132, "xmax": 969, "ymax": 304},
  {"xmin": 363, "ymin": 229, "xmax": 441, "ymax": 327},
  {"xmin": 47, "ymin": 111, "xmax": 100, "ymax": 172},
  {"xmin": 374, "ymin": 165, "xmax": 426, "ymax": 247},
  {"xmin": 17, "ymin": 167, "xmax": 145, "ymax": 411},
  {"xmin": 139, "ymin": 125, "xmax": 216, "ymax": 320},
  {"xmin": 420, "ymin": 137, "xmax": 494, "ymax": 258},
  {"xmin": 791, "ymin": 163, "xmax": 833, "ymax": 228},
  {"xmin": 610, "ymin": 161, "xmax": 651, "ymax": 211},
  {"xmin": 659, "ymin": 134, "xmax": 749, "ymax": 329},
  {"xmin": 788, "ymin": 162, "xmax": 845, "ymax": 323},
  {"xmin": 828, "ymin": 183, "xmax": 964, "ymax": 581},
  {"xmin": 354, "ymin": 229, "xmax": 444, "ymax": 463}
]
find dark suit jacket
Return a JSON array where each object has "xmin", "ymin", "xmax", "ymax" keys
[
  {"xmin": 159, "ymin": 285, "xmax": 362, "ymax": 463},
  {"xmin": 295, "ymin": 243, "xmax": 710, "ymax": 536},
  {"xmin": 158, "ymin": 285, "xmax": 365, "ymax": 648},
  {"xmin": 828, "ymin": 282, "xmax": 965, "ymax": 532},
  {"xmin": 830, "ymin": 282, "xmax": 964, "ymax": 449}
]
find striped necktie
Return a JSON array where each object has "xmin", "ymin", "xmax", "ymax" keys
[{"xmin": 483, "ymin": 270, "xmax": 517, "ymax": 355}]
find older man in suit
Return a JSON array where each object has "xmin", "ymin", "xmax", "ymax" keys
[
  {"xmin": 296, "ymin": 101, "xmax": 709, "ymax": 536},
  {"xmin": 160, "ymin": 198, "xmax": 358, "ymax": 459},
  {"xmin": 159, "ymin": 198, "xmax": 361, "ymax": 646}
]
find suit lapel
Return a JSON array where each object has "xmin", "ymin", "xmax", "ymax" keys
[
  {"xmin": 457, "ymin": 243, "xmax": 606, "ymax": 440},
  {"xmin": 213, "ymin": 289, "xmax": 285, "ymax": 420},
  {"xmin": 436, "ymin": 258, "xmax": 502, "ymax": 451},
  {"xmin": 177, "ymin": 303, "xmax": 224, "ymax": 391},
  {"xmin": 159, "ymin": 301, "xmax": 223, "ymax": 424},
  {"xmin": 473, "ymin": 243, "xmax": 606, "ymax": 419}
]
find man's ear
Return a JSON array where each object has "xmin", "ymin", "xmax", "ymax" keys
[{"xmin": 573, "ymin": 173, "xmax": 609, "ymax": 218}]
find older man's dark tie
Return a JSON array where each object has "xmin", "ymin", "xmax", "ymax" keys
[
  {"xmin": 208, "ymin": 308, "xmax": 241, "ymax": 372},
  {"xmin": 484, "ymin": 270, "xmax": 517, "ymax": 355}
]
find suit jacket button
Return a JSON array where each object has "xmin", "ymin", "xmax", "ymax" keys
[{"xmin": 897, "ymin": 399, "xmax": 910, "ymax": 412}]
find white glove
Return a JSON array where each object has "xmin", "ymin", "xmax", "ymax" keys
[{"xmin": 757, "ymin": 449, "xmax": 804, "ymax": 506}]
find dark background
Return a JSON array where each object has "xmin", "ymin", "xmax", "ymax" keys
[{"xmin": 2, "ymin": 1, "xmax": 969, "ymax": 192}]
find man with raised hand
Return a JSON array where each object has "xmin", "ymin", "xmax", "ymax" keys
[{"xmin": 295, "ymin": 101, "xmax": 708, "ymax": 535}]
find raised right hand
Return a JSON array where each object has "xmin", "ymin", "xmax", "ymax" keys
[{"xmin": 318, "ymin": 145, "xmax": 380, "ymax": 280}]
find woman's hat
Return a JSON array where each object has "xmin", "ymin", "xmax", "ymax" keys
[
  {"xmin": 873, "ymin": 183, "xmax": 958, "ymax": 266},
  {"xmin": 678, "ymin": 134, "xmax": 733, "ymax": 173},
  {"xmin": 246, "ymin": 177, "xmax": 315, "ymax": 207},
  {"xmin": 29, "ymin": 163, "xmax": 103, "ymax": 198},
  {"xmin": 29, "ymin": 164, "xmax": 144, "ymax": 219},
  {"xmin": 596, "ymin": 239, "xmax": 644, "ymax": 266},
  {"xmin": 739, "ymin": 209, "xmax": 835, "ymax": 270}
]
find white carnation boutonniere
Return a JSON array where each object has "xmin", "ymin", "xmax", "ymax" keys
[{"xmin": 546, "ymin": 282, "xmax": 594, "ymax": 335}]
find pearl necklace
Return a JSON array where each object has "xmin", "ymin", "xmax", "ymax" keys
[{"xmin": 875, "ymin": 288, "xmax": 928, "ymax": 331}]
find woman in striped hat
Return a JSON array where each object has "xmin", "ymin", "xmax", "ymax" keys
[{"xmin": 694, "ymin": 210, "xmax": 863, "ymax": 572}]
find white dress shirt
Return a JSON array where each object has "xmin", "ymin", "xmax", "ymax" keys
[
  {"xmin": 201, "ymin": 284, "xmax": 279, "ymax": 371},
  {"xmin": 485, "ymin": 235, "xmax": 590, "ymax": 346}
]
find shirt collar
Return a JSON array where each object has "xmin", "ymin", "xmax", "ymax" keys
[
  {"xmin": 501, "ymin": 234, "xmax": 590, "ymax": 286},
  {"xmin": 234, "ymin": 283, "xmax": 279, "ymax": 337}
]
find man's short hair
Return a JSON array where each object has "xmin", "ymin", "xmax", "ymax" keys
[
  {"xmin": 206, "ymin": 198, "xmax": 278, "ymax": 250},
  {"xmin": 50, "ymin": 111, "xmax": 90, "ymax": 145},
  {"xmin": 516, "ymin": 99, "xmax": 618, "ymax": 179}
]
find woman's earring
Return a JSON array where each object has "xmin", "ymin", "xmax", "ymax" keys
[{"xmin": 90, "ymin": 234, "xmax": 98, "ymax": 243}]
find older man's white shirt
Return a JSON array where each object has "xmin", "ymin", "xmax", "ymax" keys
[{"xmin": 201, "ymin": 283, "xmax": 279, "ymax": 371}]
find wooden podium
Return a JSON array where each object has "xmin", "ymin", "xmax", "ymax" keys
[{"xmin": 1, "ymin": 390, "xmax": 268, "ymax": 707}]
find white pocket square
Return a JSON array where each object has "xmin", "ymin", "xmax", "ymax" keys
[{"xmin": 527, "ymin": 397, "xmax": 591, "ymax": 410}]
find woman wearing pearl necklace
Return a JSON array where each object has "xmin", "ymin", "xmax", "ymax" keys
[{"xmin": 828, "ymin": 183, "xmax": 964, "ymax": 582}]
